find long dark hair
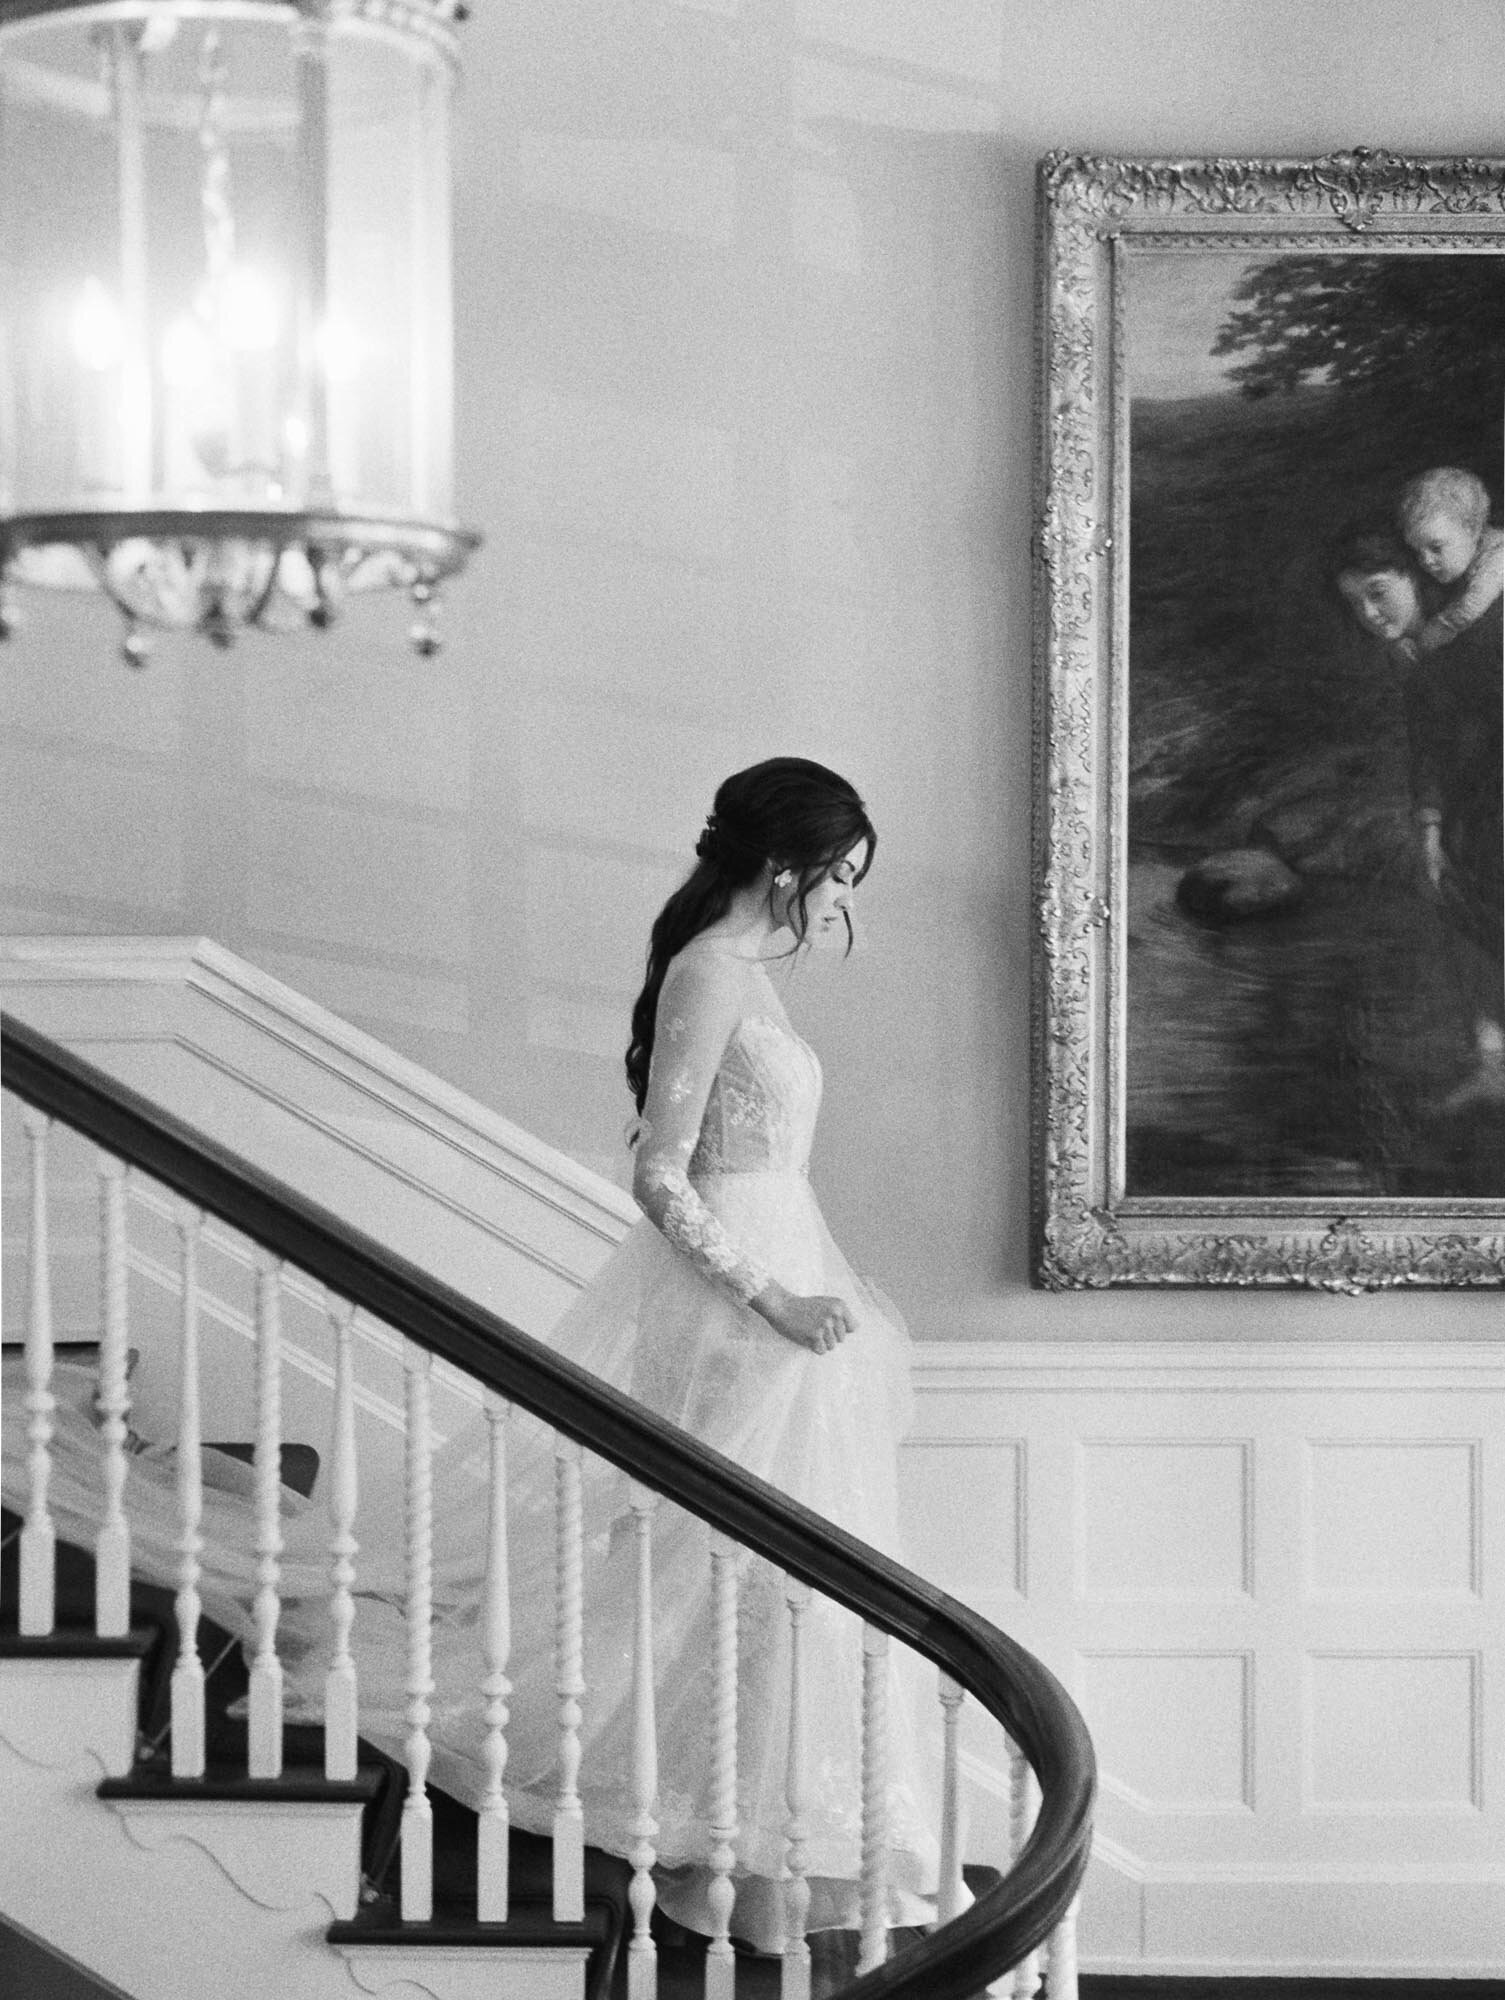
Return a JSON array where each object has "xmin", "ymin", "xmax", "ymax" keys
[{"xmin": 625, "ymin": 757, "xmax": 876, "ymax": 1112}]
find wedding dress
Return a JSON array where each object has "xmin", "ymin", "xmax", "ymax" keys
[{"xmin": 3, "ymin": 942, "xmax": 944, "ymax": 1946}]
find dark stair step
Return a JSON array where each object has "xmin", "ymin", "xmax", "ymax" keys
[
  {"xmin": 99, "ymin": 1759, "xmax": 386, "ymax": 1810},
  {"xmin": 0, "ymin": 1628, "xmax": 156, "ymax": 1662},
  {"xmin": 1, "ymin": 1513, "xmax": 174, "ymax": 1716},
  {"xmin": 346, "ymin": 1784, "xmax": 632, "ymax": 2000},
  {"xmin": 329, "ymin": 1886, "xmax": 619, "ymax": 1999}
]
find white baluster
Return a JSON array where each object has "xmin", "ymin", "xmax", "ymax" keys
[
  {"xmin": 19, "ymin": 1110, "xmax": 56, "ymax": 1635},
  {"xmin": 324, "ymin": 1296, "xmax": 359, "ymax": 1783},
  {"xmin": 704, "ymin": 1533, "xmax": 740, "ymax": 2000},
  {"xmin": 857, "ymin": 1624, "xmax": 892, "ymax": 1976},
  {"xmin": 94, "ymin": 1153, "xmax": 132, "ymax": 1637},
  {"xmin": 171, "ymin": 1206, "xmax": 206, "ymax": 1778},
  {"xmin": 936, "ymin": 1675, "xmax": 966, "ymax": 1925},
  {"xmin": 249, "ymin": 1253, "xmax": 284, "ymax": 1778},
  {"xmin": 552, "ymin": 1434, "xmax": 585, "ymax": 1923},
  {"xmin": 477, "ymin": 1393, "xmax": 512, "ymax": 1922},
  {"xmin": 780, "ymin": 1578, "xmax": 813, "ymax": 2000},
  {"xmin": 626, "ymin": 1484, "xmax": 658, "ymax": 2000},
  {"xmin": 401, "ymin": 1342, "xmax": 435, "ymax": 1920},
  {"xmin": 1045, "ymin": 1893, "xmax": 1080, "ymax": 2000},
  {"xmin": 993, "ymin": 1741, "xmax": 1041, "ymax": 2000}
]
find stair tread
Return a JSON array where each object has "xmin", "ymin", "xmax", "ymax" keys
[
  {"xmin": 100, "ymin": 1761, "xmax": 386, "ymax": 1805},
  {"xmin": 328, "ymin": 1896, "xmax": 613, "ymax": 1949},
  {"xmin": 0, "ymin": 1626, "xmax": 157, "ymax": 1659}
]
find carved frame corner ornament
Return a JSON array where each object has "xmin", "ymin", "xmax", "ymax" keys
[{"xmin": 1031, "ymin": 149, "xmax": 1505, "ymax": 1290}]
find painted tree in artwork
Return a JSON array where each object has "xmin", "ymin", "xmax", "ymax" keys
[{"xmin": 1213, "ymin": 255, "xmax": 1505, "ymax": 455}]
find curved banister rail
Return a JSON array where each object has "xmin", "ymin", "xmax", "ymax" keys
[{"xmin": 1, "ymin": 1011, "xmax": 1095, "ymax": 1997}]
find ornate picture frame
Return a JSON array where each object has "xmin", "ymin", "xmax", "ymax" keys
[{"xmin": 1033, "ymin": 152, "xmax": 1505, "ymax": 1290}]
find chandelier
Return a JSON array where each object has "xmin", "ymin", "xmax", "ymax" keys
[{"xmin": 0, "ymin": 0, "xmax": 479, "ymax": 663}]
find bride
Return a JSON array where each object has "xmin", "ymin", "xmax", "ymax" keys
[
  {"xmin": 7, "ymin": 757, "xmax": 945, "ymax": 1948},
  {"xmin": 351, "ymin": 756, "xmax": 943, "ymax": 1946}
]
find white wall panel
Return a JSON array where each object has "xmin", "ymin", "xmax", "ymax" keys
[
  {"xmin": 1306, "ymin": 1442, "xmax": 1479, "ymax": 1599},
  {"xmin": 1080, "ymin": 1651, "xmax": 1252, "ymax": 1811},
  {"xmin": 1078, "ymin": 1440, "xmax": 1251, "ymax": 1601},
  {"xmin": 1307, "ymin": 1653, "xmax": 1480, "ymax": 1811},
  {"xmin": 907, "ymin": 1343, "xmax": 1505, "ymax": 1975}
]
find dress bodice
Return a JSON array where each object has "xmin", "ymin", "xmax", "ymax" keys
[
  {"xmin": 689, "ymin": 1013, "xmax": 823, "ymax": 1180},
  {"xmin": 633, "ymin": 946, "xmax": 826, "ymax": 1305}
]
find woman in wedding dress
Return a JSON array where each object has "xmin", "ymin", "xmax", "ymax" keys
[
  {"xmin": 350, "ymin": 755, "xmax": 944, "ymax": 1947},
  {"xmin": 5, "ymin": 757, "xmax": 945, "ymax": 1949}
]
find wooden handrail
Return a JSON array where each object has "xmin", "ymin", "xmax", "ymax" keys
[{"xmin": 1, "ymin": 1011, "xmax": 1094, "ymax": 1996}]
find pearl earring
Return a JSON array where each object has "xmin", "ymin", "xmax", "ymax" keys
[{"xmin": 775, "ymin": 870, "xmax": 793, "ymax": 888}]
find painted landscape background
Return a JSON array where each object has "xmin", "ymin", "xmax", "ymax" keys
[{"xmin": 1125, "ymin": 252, "xmax": 1505, "ymax": 1200}]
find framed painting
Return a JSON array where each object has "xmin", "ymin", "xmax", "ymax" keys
[{"xmin": 1033, "ymin": 151, "xmax": 1505, "ymax": 1289}]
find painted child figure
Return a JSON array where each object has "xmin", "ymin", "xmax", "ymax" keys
[{"xmin": 1394, "ymin": 464, "xmax": 1504, "ymax": 658}]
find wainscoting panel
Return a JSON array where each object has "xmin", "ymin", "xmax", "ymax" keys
[
  {"xmin": 907, "ymin": 1344, "xmax": 1505, "ymax": 1976},
  {"xmin": 1305, "ymin": 1440, "xmax": 1479, "ymax": 1599},
  {"xmin": 1077, "ymin": 1440, "xmax": 1252, "ymax": 1602},
  {"xmin": 1077, "ymin": 1649, "xmax": 1253, "ymax": 1811},
  {"xmin": 1304, "ymin": 1651, "xmax": 1481, "ymax": 1811}
]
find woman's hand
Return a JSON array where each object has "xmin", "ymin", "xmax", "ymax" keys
[{"xmin": 753, "ymin": 1280, "xmax": 856, "ymax": 1355}]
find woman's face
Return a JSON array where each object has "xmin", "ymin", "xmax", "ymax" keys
[
  {"xmin": 1337, "ymin": 566, "xmax": 1421, "ymax": 642},
  {"xmin": 790, "ymin": 839, "xmax": 870, "ymax": 941}
]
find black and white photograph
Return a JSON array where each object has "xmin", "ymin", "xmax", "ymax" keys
[{"xmin": 7, "ymin": 8, "xmax": 1505, "ymax": 1997}]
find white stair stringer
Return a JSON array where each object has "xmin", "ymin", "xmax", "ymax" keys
[
  {"xmin": 106, "ymin": 1798, "xmax": 366, "ymax": 1923},
  {"xmin": 333, "ymin": 1940, "xmax": 593, "ymax": 2000},
  {"xmin": 0, "ymin": 1652, "xmax": 591, "ymax": 2000}
]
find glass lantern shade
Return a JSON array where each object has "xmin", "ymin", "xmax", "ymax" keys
[{"xmin": 0, "ymin": 0, "xmax": 477, "ymax": 652}]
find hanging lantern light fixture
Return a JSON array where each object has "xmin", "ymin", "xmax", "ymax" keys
[{"xmin": 0, "ymin": 0, "xmax": 478, "ymax": 663}]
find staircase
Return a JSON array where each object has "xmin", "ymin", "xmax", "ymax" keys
[
  {"xmin": 0, "ymin": 1000, "xmax": 1094, "ymax": 2000},
  {"xmin": 0, "ymin": 1505, "xmax": 628, "ymax": 1999}
]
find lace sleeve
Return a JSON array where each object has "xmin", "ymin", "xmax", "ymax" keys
[{"xmin": 632, "ymin": 954, "xmax": 770, "ymax": 1307}]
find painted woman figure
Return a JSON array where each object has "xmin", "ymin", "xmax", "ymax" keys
[{"xmin": 1334, "ymin": 531, "xmax": 1505, "ymax": 1104}]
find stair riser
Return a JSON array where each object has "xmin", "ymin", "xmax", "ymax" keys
[
  {"xmin": 0, "ymin": 1654, "xmax": 139, "ymax": 1776},
  {"xmin": 1, "ymin": 1737, "xmax": 363, "ymax": 2000}
]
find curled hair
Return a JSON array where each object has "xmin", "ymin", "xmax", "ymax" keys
[
  {"xmin": 1396, "ymin": 466, "xmax": 1491, "ymax": 538},
  {"xmin": 625, "ymin": 757, "xmax": 876, "ymax": 1112}
]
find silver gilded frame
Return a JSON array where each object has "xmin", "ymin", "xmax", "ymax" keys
[{"xmin": 1032, "ymin": 150, "xmax": 1505, "ymax": 1291}]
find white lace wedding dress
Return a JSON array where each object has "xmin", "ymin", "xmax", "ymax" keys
[{"xmin": 4, "ymin": 943, "xmax": 944, "ymax": 1946}]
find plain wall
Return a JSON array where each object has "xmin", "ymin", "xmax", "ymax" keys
[{"xmin": 4, "ymin": 0, "xmax": 1503, "ymax": 1341}]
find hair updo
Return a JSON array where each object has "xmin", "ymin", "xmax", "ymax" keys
[{"xmin": 624, "ymin": 757, "xmax": 876, "ymax": 1112}]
